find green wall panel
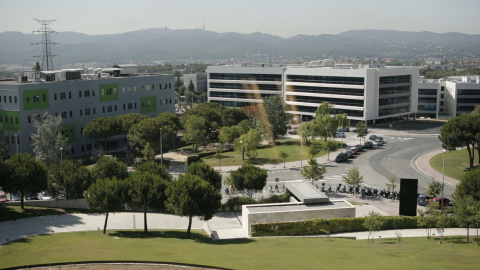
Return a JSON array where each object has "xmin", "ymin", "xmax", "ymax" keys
[
  {"xmin": 140, "ymin": 96, "xmax": 157, "ymax": 113},
  {"xmin": 23, "ymin": 88, "xmax": 49, "ymax": 111},
  {"xmin": 62, "ymin": 123, "xmax": 77, "ymax": 143},
  {"xmin": 0, "ymin": 110, "xmax": 21, "ymax": 131},
  {"xmin": 99, "ymin": 83, "xmax": 120, "ymax": 102}
]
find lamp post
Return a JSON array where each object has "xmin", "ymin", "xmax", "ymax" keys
[
  {"xmin": 159, "ymin": 128, "xmax": 163, "ymax": 165},
  {"xmin": 240, "ymin": 140, "xmax": 244, "ymax": 167},
  {"xmin": 441, "ymin": 149, "xmax": 446, "ymax": 210},
  {"xmin": 300, "ymin": 123, "xmax": 304, "ymax": 167},
  {"xmin": 14, "ymin": 134, "xmax": 18, "ymax": 155},
  {"xmin": 60, "ymin": 147, "xmax": 63, "ymax": 162},
  {"xmin": 341, "ymin": 117, "xmax": 344, "ymax": 152}
]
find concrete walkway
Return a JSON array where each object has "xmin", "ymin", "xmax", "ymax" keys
[{"xmin": 0, "ymin": 129, "xmax": 469, "ymax": 244}]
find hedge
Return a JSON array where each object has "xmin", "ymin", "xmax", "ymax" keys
[
  {"xmin": 251, "ymin": 215, "xmax": 460, "ymax": 237},
  {"xmin": 220, "ymin": 193, "xmax": 290, "ymax": 211}
]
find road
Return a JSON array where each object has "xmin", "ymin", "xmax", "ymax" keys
[{"xmin": 220, "ymin": 133, "xmax": 455, "ymax": 200}]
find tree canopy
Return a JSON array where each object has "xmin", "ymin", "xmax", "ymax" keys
[
  {"xmin": 261, "ymin": 95, "xmax": 287, "ymax": 141},
  {"xmin": 453, "ymin": 168, "xmax": 480, "ymax": 243},
  {"xmin": 165, "ymin": 174, "xmax": 221, "ymax": 239},
  {"xmin": 228, "ymin": 164, "xmax": 267, "ymax": 198},
  {"xmin": 2, "ymin": 154, "xmax": 48, "ymax": 209},
  {"xmin": 48, "ymin": 160, "xmax": 93, "ymax": 199},
  {"xmin": 127, "ymin": 113, "xmax": 179, "ymax": 151},
  {"xmin": 31, "ymin": 112, "xmax": 70, "ymax": 167},
  {"xmin": 342, "ymin": 166, "xmax": 364, "ymax": 187},
  {"xmin": 182, "ymin": 115, "xmax": 209, "ymax": 152},
  {"xmin": 301, "ymin": 158, "xmax": 327, "ymax": 185},
  {"xmin": 186, "ymin": 162, "xmax": 222, "ymax": 191},
  {"xmin": 0, "ymin": 124, "xmax": 10, "ymax": 160},
  {"xmin": 91, "ymin": 156, "xmax": 129, "ymax": 180},
  {"xmin": 83, "ymin": 116, "xmax": 121, "ymax": 153}
]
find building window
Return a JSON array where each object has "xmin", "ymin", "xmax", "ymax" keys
[
  {"xmin": 102, "ymin": 106, "xmax": 105, "ymax": 113},
  {"xmin": 69, "ymin": 92, "xmax": 72, "ymax": 99},
  {"xmin": 70, "ymin": 111, "xmax": 73, "ymax": 117},
  {"xmin": 33, "ymin": 95, "xmax": 40, "ymax": 102},
  {"xmin": 81, "ymin": 145, "xmax": 85, "ymax": 152},
  {"xmin": 80, "ymin": 109, "xmax": 83, "ymax": 116},
  {"xmin": 54, "ymin": 93, "xmax": 57, "ymax": 100},
  {"xmin": 169, "ymin": 83, "xmax": 172, "ymax": 88},
  {"xmin": 441, "ymin": 86, "xmax": 445, "ymax": 91},
  {"xmin": 26, "ymin": 97, "xmax": 30, "ymax": 103},
  {"xmin": 128, "ymin": 103, "xmax": 132, "ymax": 109},
  {"xmin": 61, "ymin": 111, "xmax": 67, "ymax": 118},
  {"xmin": 123, "ymin": 104, "xmax": 126, "ymax": 110},
  {"xmin": 440, "ymin": 101, "xmax": 444, "ymax": 105},
  {"xmin": 60, "ymin": 93, "xmax": 66, "ymax": 100},
  {"xmin": 85, "ymin": 90, "xmax": 90, "ymax": 97},
  {"xmin": 71, "ymin": 147, "xmax": 74, "ymax": 154},
  {"xmin": 108, "ymin": 106, "xmax": 112, "ymax": 112},
  {"xmin": 114, "ymin": 105, "xmax": 117, "ymax": 111},
  {"xmin": 441, "ymin": 94, "xmax": 444, "ymax": 98},
  {"xmin": 28, "ymin": 116, "xmax": 31, "ymax": 123},
  {"xmin": 93, "ymin": 108, "xmax": 96, "ymax": 114},
  {"xmin": 86, "ymin": 144, "xmax": 92, "ymax": 151},
  {"xmin": 15, "ymin": 117, "xmax": 18, "ymax": 123},
  {"xmin": 159, "ymin": 84, "xmax": 162, "ymax": 90},
  {"xmin": 9, "ymin": 96, "xmax": 12, "ymax": 103},
  {"xmin": 14, "ymin": 96, "xmax": 17, "ymax": 103},
  {"xmin": 92, "ymin": 90, "xmax": 95, "ymax": 96},
  {"xmin": 159, "ymin": 99, "xmax": 162, "ymax": 105},
  {"xmin": 85, "ymin": 108, "xmax": 91, "ymax": 115},
  {"xmin": 152, "ymin": 84, "xmax": 155, "ymax": 90},
  {"xmin": 43, "ymin": 94, "xmax": 47, "ymax": 101},
  {"xmin": 79, "ymin": 91, "xmax": 82, "ymax": 98},
  {"xmin": 134, "ymin": 103, "xmax": 137, "ymax": 109},
  {"xmin": 81, "ymin": 127, "xmax": 83, "ymax": 134}
]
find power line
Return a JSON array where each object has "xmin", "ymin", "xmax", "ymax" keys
[{"xmin": 32, "ymin": 18, "xmax": 59, "ymax": 71}]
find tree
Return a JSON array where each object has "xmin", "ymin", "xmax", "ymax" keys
[
  {"xmin": 186, "ymin": 162, "xmax": 222, "ymax": 191},
  {"xmin": 439, "ymin": 113, "xmax": 480, "ymax": 169},
  {"xmin": 325, "ymin": 140, "xmax": 338, "ymax": 160},
  {"xmin": 116, "ymin": 113, "xmax": 148, "ymax": 134},
  {"xmin": 127, "ymin": 113, "xmax": 179, "ymax": 151},
  {"xmin": 261, "ymin": 95, "xmax": 287, "ymax": 141},
  {"xmin": 0, "ymin": 124, "xmax": 10, "ymax": 160},
  {"xmin": 228, "ymin": 164, "xmax": 267, "ymax": 198},
  {"xmin": 85, "ymin": 177, "xmax": 125, "ymax": 234},
  {"xmin": 301, "ymin": 158, "xmax": 327, "ymax": 185},
  {"xmin": 278, "ymin": 150, "xmax": 289, "ymax": 168},
  {"xmin": 426, "ymin": 180, "xmax": 444, "ymax": 198},
  {"xmin": 91, "ymin": 156, "xmax": 129, "ymax": 180},
  {"xmin": 219, "ymin": 126, "xmax": 241, "ymax": 145},
  {"xmin": 453, "ymin": 168, "xmax": 480, "ymax": 243},
  {"xmin": 235, "ymin": 128, "xmax": 262, "ymax": 160},
  {"xmin": 182, "ymin": 115, "xmax": 209, "ymax": 152},
  {"xmin": 342, "ymin": 166, "xmax": 364, "ymax": 190},
  {"xmin": 48, "ymin": 160, "xmax": 94, "ymax": 199},
  {"xmin": 214, "ymin": 149, "xmax": 222, "ymax": 170},
  {"xmin": 31, "ymin": 112, "xmax": 70, "ymax": 167},
  {"xmin": 221, "ymin": 108, "xmax": 249, "ymax": 127},
  {"xmin": 364, "ymin": 211, "xmax": 384, "ymax": 243},
  {"xmin": 417, "ymin": 202, "xmax": 439, "ymax": 239},
  {"xmin": 127, "ymin": 170, "xmax": 171, "ymax": 234},
  {"xmin": 165, "ymin": 174, "xmax": 221, "ymax": 239},
  {"xmin": 187, "ymin": 80, "xmax": 195, "ymax": 92},
  {"xmin": 241, "ymin": 105, "xmax": 260, "ymax": 126},
  {"xmin": 135, "ymin": 160, "xmax": 172, "ymax": 180},
  {"xmin": 2, "ymin": 154, "xmax": 48, "ymax": 209},
  {"xmin": 33, "ymin": 61, "xmax": 42, "ymax": 71},
  {"xmin": 356, "ymin": 121, "xmax": 369, "ymax": 144},
  {"xmin": 83, "ymin": 116, "xmax": 121, "ymax": 153},
  {"xmin": 386, "ymin": 177, "xmax": 398, "ymax": 199},
  {"xmin": 309, "ymin": 141, "xmax": 323, "ymax": 158},
  {"xmin": 141, "ymin": 142, "xmax": 155, "ymax": 161}
]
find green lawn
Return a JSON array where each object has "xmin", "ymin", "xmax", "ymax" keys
[
  {"xmin": 429, "ymin": 148, "xmax": 479, "ymax": 180},
  {"xmin": 202, "ymin": 138, "xmax": 342, "ymax": 167},
  {"xmin": 1, "ymin": 230, "xmax": 478, "ymax": 269}
]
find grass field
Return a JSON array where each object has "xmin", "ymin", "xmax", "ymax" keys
[
  {"xmin": 201, "ymin": 138, "xmax": 341, "ymax": 167},
  {"xmin": 0, "ymin": 230, "xmax": 479, "ymax": 269},
  {"xmin": 429, "ymin": 148, "xmax": 479, "ymax": 180}
]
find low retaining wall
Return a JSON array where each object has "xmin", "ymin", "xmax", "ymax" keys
[{"xmin": 5, "ymin": 199, "xmax": 88, "ymax": 209}]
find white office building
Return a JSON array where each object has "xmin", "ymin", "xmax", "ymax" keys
[{"xmin": 207, "ymin": 64, "xmax": 419, "ymax": 124}]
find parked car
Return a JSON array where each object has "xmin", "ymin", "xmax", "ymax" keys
[
  {"xmin": 369, "ymin": 135, "xmax": 378, "ymax": 141},
  {"xmin": 373, "ymin": 139, "xmax": 384, "ymax": 146},
  {"xmin": 345, "ymin": 150, "xmax": 354, "ymax": 159},
  {"xmin": 10, "ymin": 193, "xmax": 21, "ymax": 201},
  {"xmin": 335, "ymin": 132, "xmax": 346, "ymax": 138},
  {"xmin": 26, "ymin": 193, "xmax": 39, "ymax": 200},
  {"xmin": 364, "ymin": 141, "xmax": 374, "ymax": 149},
  {"xmin": 335, "ymin": 153, "xmax": 349, "ymax": 162},
  {"xmin": 337, "ymin": 127, "xmax": 350, "ymax": 132},
  {"xmin": 39, "ymin": 192, "xmax": 52, "ymax": 200},
  {"xmin": 417, "ymin": 193, "xmax": 430, "ymax": 206},
  {"xmin": 430, "ymin": 197, "xmax": 451, "ymax": 208},
  {"xmin": 0, "ymin": 192, "xmax": 7, "ymax": 203},
  {"xmin": 349, "ymin": 147, "xmax": 358, "ymax": 155},
  {"xmin": 354, "ymin": 144, "xmax": 364, "ymax": 152}
]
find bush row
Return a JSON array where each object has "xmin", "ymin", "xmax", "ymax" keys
[{"xmin": 251, "ymin": 215, "xmax": 460, "ymax": 237}]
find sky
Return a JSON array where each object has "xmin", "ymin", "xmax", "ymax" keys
[{"xmin": 1, "ymin": 0, "xmax": 479, "ymax": 38}]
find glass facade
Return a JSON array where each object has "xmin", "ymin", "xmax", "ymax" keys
[
  {"xmin": 287, "ymin": 85, "xmax": 364, "ymax": 96},
  {"xmin": 209, "ymin": 73, "xmax": 281, "ymax": 81},
  {"xmin": 209, "ymin": 82, "xmax": 281, "ymax": 91},
  {"xmin": 287, "ymin": 75, "xmax": 364, "ymax": 85},
  {"xmin": 286, "ymin": 95, "xmax": 364, "ymax": 107}
]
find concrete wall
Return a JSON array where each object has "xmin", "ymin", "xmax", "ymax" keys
[
  {"xmin": 6, "ymin": 199, "xmax": 88, "ymax": 209},
  {"xmin": 242, "ymin": 200, "xmax": 355, "ymax": 235}
]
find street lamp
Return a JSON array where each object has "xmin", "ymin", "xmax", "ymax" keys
[
  {"xmin": 14, "ymin": 134, "xmax": 18, "ymax": 155},
  {"xmin": 441, "ymin": 149, "xmax": 446, "ymax": 210},
  {"xmin": 159, "ymin": 128, "xmax": 163, "ymax": 165},
  {"xmin": 60, "ymin": 147, "xmax": 63, "ymax": 162},
  {"xmin": 240, "ymin": 140, "xmax": 244, "ymax": 167}
]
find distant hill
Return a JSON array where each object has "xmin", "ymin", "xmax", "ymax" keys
[{"xmin": 1, "ymin": 28, "xmax": 479, "ymax": 68}]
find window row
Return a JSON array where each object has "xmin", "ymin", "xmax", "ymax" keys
[
  {"xmin": 286, "ymin": 85, "xmax": 365, "ymax": 96},
  {"xmin": 379, "ymin": 85, "xmax": 410, "ymax": 95},
  {"xmin": 379, "ymin": 96, "xmax": 410, "ymax": 106},
  {"xmin": 379, "ymin": 75, "xmax": 411, "ymax": 85},
  {"xmin": 379, "ymin": 105, "xmax": 410, "ymax": 117},
  {"xmin": 9, "ymin": 135, "xmax": 20, "ymax": 144},
  {"xmin": 1, "ymin": 95, "xmax": 18, "ymax": 104},
  {"xmin": 209, "ymin": 82, "xmax": 281, "ymax": 91},
  {"xmin": 287, "ymin": 75, "xmax": 365, "ymax": 85},
  {"xmin": 122, "ymin": 83, "xmax": 172, "ymax": 93},
  {"xmin": 0, "ymin": 115, "xmax": 19, "ymax": 124},
  {"xmin": 210, "ymin": 73, "xmax": 282, "ymax": 82}
]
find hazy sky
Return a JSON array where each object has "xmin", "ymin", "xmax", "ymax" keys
[{"xmin": 1, "ymin": 0, "xmax": 478, "ymax": 37}]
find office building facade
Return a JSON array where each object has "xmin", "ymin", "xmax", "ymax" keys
[{"xmin": 0, "ymin": 67, "xmax": 175, "ymax": 158}]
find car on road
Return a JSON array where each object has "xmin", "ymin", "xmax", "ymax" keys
[
  {"xmin": 336, "ymin": 132, "xmax": 346, "ymax": 138},
  {"xmin": 337, "ymin": 127, "xmax": 350, "ymax": 132},
  {"xmin": 430, "ymin": 197, "xmax": 451, "ymax": 208},
  {"xmin": 354, "ymin": 144, "xmax": 364, "ymax": 152},
  {"xmin": 364, "ymin": 141, "xmax": 374, "ymax": 149},
  {"xmin": 10, "ymin": 193, "xmax": 21, "ymax": 201},
  {"xmin": 345, "ymin": 150, "xmax": 355, "ymax": 159},
  {"xmin": 417, "ymin": 193, "xmax": 430, "ymax": 206},
  {"xmin": 335, "ymin": 153, "xmax": 349, "ymax": 162},
  {"xmin": 369, "ymin": 135, "xmax": 378, "ymax": 141},
  {"xmin": 349, "ymin": 147, "xmax": 358, "ymax": 155},
  {"xmin": 373, "ymin": 138, "xmax": 385, "ymax": 146}
]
